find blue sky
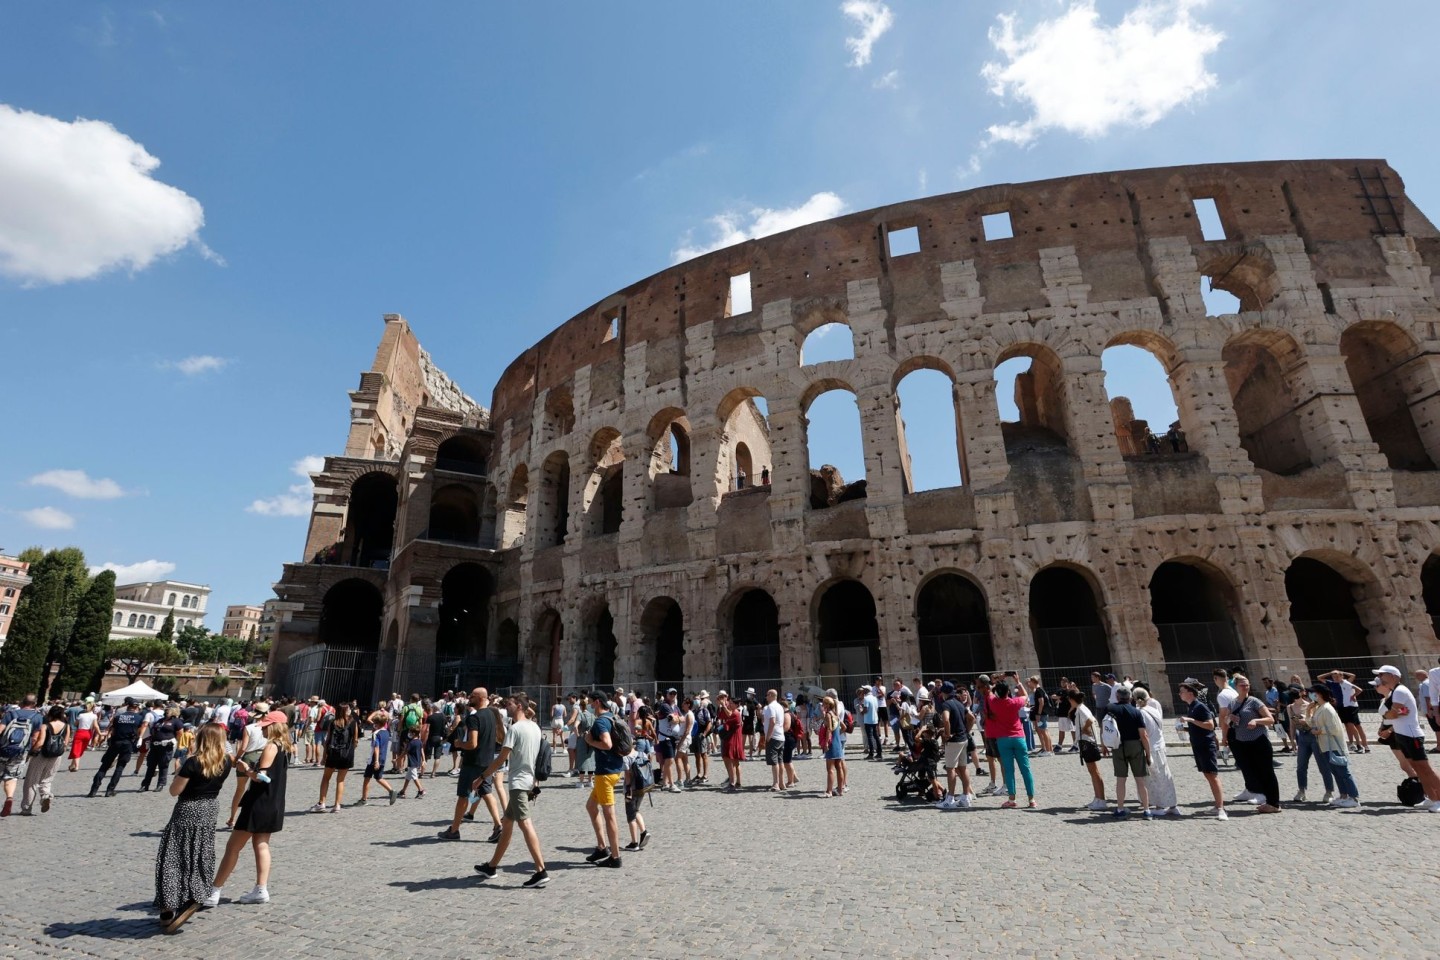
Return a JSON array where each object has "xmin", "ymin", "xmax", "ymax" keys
[{"xmin": 3, "ymin": 1, "xmax": 1439, "ymax": 622}]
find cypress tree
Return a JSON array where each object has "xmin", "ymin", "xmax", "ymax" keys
[
  {"xmin": 156, "ymin": 610, "xmax": 176, "ymax": 645},
  {"xmin": 0, "ymin": 552, "xmax": 64, "ymax": 702},
  {"xmin": 52, "ymin": 570, "xmax": 116, "ymax": 697}
]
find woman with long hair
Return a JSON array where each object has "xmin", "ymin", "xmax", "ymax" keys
[
  {"xmin": 154, "ymin": 724, "xmax": 232, "ymax": 933},
  {"xmin": 208, "ymin": 712, "xmax": 292, "ymax": 907},
  {"xmin": 312, "ymin": 702, "xmax": 359, "ymax": 813},
  {"xmin": 821, "ymin": 696, "xmax": 846, "ymax": 796}
]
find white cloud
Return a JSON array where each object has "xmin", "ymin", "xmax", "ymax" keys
[
  {"xmin": 0, "ymin": 104, "xmax": 208, "ymax": 284},
  {"xmin": 163, "ymin": 355, "xmax": 229, "ymax": 376},
  {"xmin": 91, "ymin": 559, "xmax": 176, "ymax": 582},
  {"xmin": 673, "ymin": 192, "xmax": 848, "ymax": 263},
  {"xmin": 27, "ymin": 468, "xmax": 125, "ymax": 499},
  {"xmin": 246, "ymin": 455, "xmax": 324, "ymax": 518},
  {"xmin": 981, "ymin": 0, "xmax": 1223, "ymax": 146},
  {"xmin": 873, "ymin": 69, "xmax": 900, "ymax": 90},
  {"xmin": 21, "ymin": 506, "xmax": 75, "ymax": 530},
  {"xmin": 842, "ymin": 1, "xmax": 894, "ymax": 68}
]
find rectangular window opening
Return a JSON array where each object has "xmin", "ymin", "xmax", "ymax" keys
[
  {"xmin": 887, "ymin": 225, "xmax": 921, "ymax": 257},
  {"xmin": 601, "ymin": 307, "xmax": 621, "ymax": 343},
  {"xmin": 1193, "ymin": 197, "xmax": 1226, "ymax": 241},
  {"xmin": 727, "ymin": 272, "xmax": 752, "ymax": 317},
  {"xmin": 981, "ymin": 211, "xmax": 1013, "ymax": 241}
]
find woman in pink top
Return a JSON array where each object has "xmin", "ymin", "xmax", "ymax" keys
[{"xmin": 986, "ymin": 679, "xmax": 1036, "ymax": 808}]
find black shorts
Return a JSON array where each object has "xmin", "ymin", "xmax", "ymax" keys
[
  {"xmin": 984, "ymin": 737, "xmax": 999, "ymax": 758},
  {"xmin": 458, "ymin": 768, "xmax": 492, "ymax": 799},
  {"xmin": 1190, "ymin": 740, "xmax": 1219, "ymax": 774},
  {"xmin": 1429, "ymin": 716, "xmax": 1439, "ymax": 733},
  {"xmin": 363, "ymin": 762, "xmax": 386, "ymax": 780},
  {"xmin": 1078, "ymin": 740, "xmax": 1101, "ymax": 765},
  {"xmin": 1339, "ymin": 705, "xmax": 1361, "ymax": 725},
  {"xmin": 426, "ymin": 739, "xmax": 444, "ymax": 759},
  {"xmin": 324, "ymin": 751, "xmax": 355, "ymax": 771},
  {"xmin": 1390, "ymin": 734, "xmax": 1428, "ymax": 762},
  {"xmin": 656, "ymin": 738, "xmax": 677, "ymax": 760},
  {"xmin": 765, "ymin": 740, "xmax": 783, "ymax": 765}
]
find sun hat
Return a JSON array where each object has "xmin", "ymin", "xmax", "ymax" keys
[{"xmin": 257, "ymin": 710, "xmax": 287, "ymax": 728}]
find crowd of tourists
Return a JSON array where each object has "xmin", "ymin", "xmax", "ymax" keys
[{"xmin": 3, "ymin": 656, "xmax": 1439, "ymax": 932}]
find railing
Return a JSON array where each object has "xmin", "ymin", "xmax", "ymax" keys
[{"xmin": 433, "ymin": 457, "xmax": 488, "ymax": 477}]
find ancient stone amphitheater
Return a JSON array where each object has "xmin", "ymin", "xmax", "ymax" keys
[{"xmin": 268, "ymin": 159, "xmax": 1440, "ymax": 707}]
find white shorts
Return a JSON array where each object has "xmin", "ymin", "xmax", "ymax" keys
[{"xmin": 1058, "ymin": 718, "xmax": 1074, "ymax": 733}]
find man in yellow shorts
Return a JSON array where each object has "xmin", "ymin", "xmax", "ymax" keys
[{"xmin": 583, "ymin": 691, "xmax": 624, "ymax": 868}]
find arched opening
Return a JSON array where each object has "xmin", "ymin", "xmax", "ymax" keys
[
  {"xmin": 916, "ymin": 573, "xmax": 993, "ymax": 678},
  {"xmin": 728, "ymin": 588, "xmax": 781, "ymax": 690},
  {"xmin": 816, "ymin": 580, "xmax": 880, "ymax": 694},
  {"xmin": 435, "ymin": 434, "xmax": 489, "ymax": 476},
  {"xmin": 896, "ymin": 365, "xmax": 965, "ymax": 491},
  {"xmin": 343, "ymin": 473, "xmax": 397, "ymax": 567},
  {"xmin": 502, "ymin": 465, "xmax": 529, "ymax": 547},
  {"xmin": 1222, "ymin": 333, "xmax": 1315, "ymax": 475},
  {"xmin": 717, "ymin": 388, "xmax": 772, "ymax": 495},
  {"xmin": 801, "ymin": 322, "xmax": 855, "ymax": 365},
  {"xmin": 1340, "ymin": 322, "xmax": 1435, "ymax": 471},
  {"xmin": 647, "ymin": 410, "xmax": 693, "ymax": 509},
  {"xmin": 582, "ymin": 603, "xmax": 617, "ymax": 688},
  {"xmin": 1423, "ymin": 555, "xmax": 1440, "ymax": 642},
  {"xmin": 319, "ymin": 578, "xmax": 383, "ymax": 651},
  {"xmin": 537, "ymin": 452, "xmax": 570, "ymax": 548},
  {"xmin": 428, "ymin": 484, "xmax": 481, "ymax": 544},
  {"xmin": 530, "ymin": 608, "xmax": 563, "ymax": 688},
  {"xmin": 540, "ymin": 390, "xmax": 575, "ymax": 444},
  {"xmin": 1286, "ymin": 556, "xmax": 1372, "ymax": 673},
  {"xmin": 640, "ymin": 597, "xmax": 684, "ymax": 687},
  {"xmin": 1149, "ymin": 560, "xmax": 1245, "ymax": 693},
  {"xmin": 994, "ymin": 344, "xmax": 1072, "ymax": 457},
  {"xmin": 436, "ymin": 563, "xmax": 493, "ymax": 661},
  {"xmin": 1101, "ymin": 341, "xmax": 1187, "ymax": 457},
  {"xmin": 584, "ymin": 429, "xmax": 625, "ymax": 536},
  {"xmin": 805, "ymin": 385, "xmax": 866, "ymax": 509},
  {"xmin": 1029, "ymin": 566, "xmax": 1112, "ymax": 676},
  {"xmin": 496, "ymin": 618, "xmax": 519, "ymax": 660}
]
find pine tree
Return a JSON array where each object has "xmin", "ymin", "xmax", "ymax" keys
[
  {"xmin": 0, "ymin": 552, "xmax": 65, "ymax": 702},
  {"xmin": 156, "ymin": 610, "xmax": 176, "ymax": 645},
  {"xmin": 52, "ymin": 571, "xmax": 116, "ymax": 697},
  {"xmin": 36, "ymin": 547, "xmax": 90, "ymax": 698}
]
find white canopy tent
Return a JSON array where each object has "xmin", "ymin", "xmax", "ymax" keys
[{"xmin": 100, "ymin": 681, "xmax": 170, "ymax": 706}]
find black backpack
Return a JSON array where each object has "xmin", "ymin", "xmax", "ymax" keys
[
  {"xmin": 533, "ymin": 738, "xmax": 552, "ymax": 782},
  {"xmin": 607, "ymin": 715, "xmax": 633, "ymax": 756},
  {"xmin": 1398, "ymin": 777, "xmax": 1425, "ymax": 807},
  {"xmin": 40, "ymin": 723, "xmax": 66, "ymax": 758}
]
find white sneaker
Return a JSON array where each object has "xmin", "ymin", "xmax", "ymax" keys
[
  {"xmin": 308, "ymin": 802, "xmax": 327, "ymax": 813},
  {"xmin": 201, "ymin": 887, "xmax": 221, "ymax": 909},
  {"xmin": 236, "ymin": 886, "xmax": 269, "ymax": 905},
  {"xmin": 935, "ymin": 796, "xmax": 955, "ymax": 809},
  {"xmin": 1085, "ymin": 798, "xmax": 1109, "ymax": 811},
  {"xmin": 1167, "ymin": 806, "xmax": 1184, "ymax": 817},
  {"xmin": 1215, "ymin": 807, "xmax": 1228, "ymax": 820},
  {"xmin": 1292, "ymin": 790, "xmax": 1306, "ymax": 803},
  {"xmin": 1428, "ymin": 799, "xmax": 1440, "ymax": 813},
  {"xmin": 1321, "ymin": 791, "xmax": 1333, "ymax": 803},
  {"xmin": 955, "ymin": 794, "xmax": 972, "ymax": 808},
  {"xmin": 1330, "ymin": 796, "xmax": 1359, "ymax": 809}
]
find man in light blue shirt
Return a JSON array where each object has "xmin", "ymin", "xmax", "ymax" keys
[{"xmin": 861, "ymin": 686, "xmax": 881, "ymax": 760}]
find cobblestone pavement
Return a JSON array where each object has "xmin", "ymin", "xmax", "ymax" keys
[{"xmin": 3, "ymin": 738, "xmax": 1438, "ymax": 958}]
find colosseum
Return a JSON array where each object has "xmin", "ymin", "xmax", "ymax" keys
[{"xmin": 266, "ymin": 158, "xmax": 1440, "ymax": 710}]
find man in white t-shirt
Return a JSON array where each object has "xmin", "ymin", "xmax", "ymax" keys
[
  {"xmin": 762, "ymin": 689, "xmax": 786, "ymax": 791},
  {"xmin": 1426, "ymin": 660, "xmax": 1440, "ymax": 751},
  {"xmin": 1419, "ymin": 668, "xmax": 1440, "ymax": 753},
  {"xmin": 1373, "ymin": 665, "xmax": 1440, "ymax": 811},
  {"xmin": 473, "ymin": 695, "xmax": 548, "ymax": 888},
  {"xmin": 1212, "ymin": 670, "xmax": 1239, "ymax": 763},
  {"xmin": 211, "ymin": 699, "xmax": 233, "ymax": 730}
]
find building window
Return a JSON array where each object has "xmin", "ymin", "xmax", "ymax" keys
[
  {"xmin": 3, "ymin": 588, "xmax": 13, "ymax": 597},
  {"xmin": 168, "ymin": 592, "xmax": 176, "ymax": 605},
  {"xmin": 113, "ymin": 612, "xmax": 121, "ymax": 625},
  {"xmin": 147, "ymin": 615, "xmax": 157, "ymax": 629},
  {"xmin": 0, "ymin": 604, "xmax": 8, "ymax": 615},
  {"xmin": 128, "ymin": 613, "xmax": 138, "ymax": 627}
]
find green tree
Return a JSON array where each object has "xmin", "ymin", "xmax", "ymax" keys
[
  {"xmin": 36, "ymin": 548, "xmax": 90, "ymax": 698},
  {"xmin": 155, "ymin": 609, "xmax": 176, "ymax": 646},
  {"xmin": 105, "ymin": 637, "xmax": 183, "ymax": 683},
  {"xmin": 0, "ymin": 551, "xmax": 67, "ymax": 701},
  {"xmin": 51, "ymin": 570, "xmax": 116, "ymax": 697}
]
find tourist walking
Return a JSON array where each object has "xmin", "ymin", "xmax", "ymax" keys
[
  {"xmin": 1133, "ymin": 687, "xmax": 1180, "ymax": 816},
  {"xmin": 1227, "ymin": 676, "xmax": 1281, "ymax": 813},
  {"xmin": 1308, "ymin": 684, "xmax": 1360, "ymax": 807},
  {"xmin": 312, "ymin": 702, "xmax": 359, "ymax": 813},
  {"xmin": 357, "ymin": 713, "xmax": 397, "ymax": 806},
  {"xmin": 474, "ymin": 695, "xmax": 548, "ymax": 888},
  {"xmin": 1176, "ymin": 680, "xmax": 1226, "ymax": 818},
  {"xmin": 986, "ymin": 678, "xmax": 1036, "ymax": 809},
  {"xmin": 20, "ymin": 705, "xmax": 68, "ymax": 815},
  {"xmin": 89, "ymin": 697, "xmax": 148, "ymax": 798},
  {"xmin": 583, "ymin": 691, "xmax": 625, "ymax": 868},
  {"xmin": 153, "ymin": 724, "xmax": 231, "ymax": 933},
  {"xmin": 1, "ymin": 694, "xmax": 46, "ymax": 817},
  {"xmin": 208, "ymin": 711, "xmax": 291, "ymax": 907},
  {"xmin": 68, "ymin": 700, "xmax": 97, "ymax": 772}
]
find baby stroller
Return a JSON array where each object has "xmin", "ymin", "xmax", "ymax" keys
[{"xmin": 893, "ymin": 735, "xmax": 942, "ymax": 802}]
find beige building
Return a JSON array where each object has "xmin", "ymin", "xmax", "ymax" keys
[
  {"xmin": 111, "ymin": 580, "xmax": 210, "ymax": 641},
  {"xmin": 269, "ymin": 160, "xmax": 1440, "ymax": 710},
  {"xmin": 222, "ymin": 604, "xmax": 264, "ymax": 641},
  {"xmin": 0, "ymin": 555, "xmax": 32, "ymax": 648}
]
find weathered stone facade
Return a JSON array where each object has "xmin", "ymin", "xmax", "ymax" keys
[{"xmin": 270, "ymin": 161, "xmax": 1440, "ymax": 703}]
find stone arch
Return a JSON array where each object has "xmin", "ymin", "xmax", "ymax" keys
[
  {"xmin": 637, "ymin": 596, "xmax": 684, "ymax": 687},
  {"xmin": 914, "ymin": 570, "xmax": 993, "ymax": 678},
  {"xmin": 1340, "ymin": 320, "xmax": 1435, "ymax": 471},
  {"xmin": 803, "ymin": 381, "xmax": 866, "ymax": 508},
  {"xmin": 1028, "ymin": 563, "xmax": 1113, "ymax": 675},
  {"xmin": 815, "ymin": 578, "xmax": 881, "ymax": 693},
  {"xmin": 1285, "ymin": 554, "xmax": 1375, "ymax": 672},
  {"xmin": 583, "ymin": 427, "xmax": 625, "ymax": 536},
  {"xmin": 722, "ymin": 586, "xmax": 781, "ymax": 690},
  {"xmin": 1196, "ymin": 247, "xmax": 1279, "ymax": 314},
  {"xmin": 429, "ymin": 483, "xmax": 481, "ymax": 544},
  {"xmin": 716, "ymin": 387, "xmax": 771, "ymax": 496},
  {"xmin": 436, "ymin": 563, "xmax": 493, "ymax": 660},
  {"xmin": 1148, "ymin": 557, "xmax": 1247, "ymax": 687},
  {"xmin": 646, "ymin": 407, "xmax": 693, "ymax": 509},
  {"xmin": 579, "ymin": 598, "xmax": 617, "ymax": 688},
  {"xmin": 530, "ymin": 607, "xmax": 563, "ymax": 687},
  {"xmin": 993, "ymin": 341, "xmax": 1073, "ymax": 455},
  {"xmin": 1101, "ymin": 332, "xmax": 1191, "ymax": 457},
  {"xmin": 435, "ymin": 433, "xmax": 489, "ymax": 475},
  {"xmin": 536, "ymin": 451, "xmax": 570, "ymax": 548},
  {"xmin": 502, "ymin": 464, "xmax": 529, "ymax": 546},
  {"xmin": 342, "ymin": 472, "xmax": 398, "ymax": 567},
  {"xmin": 319, "ymin": 578, "xmax": 383, "ymax": 651},
  {"xmin": 1221, "ymin": 329, "xmax": 1316, "ymax": 475},
  {"xmin": 540, "ymin": 389, "xmax": 575, "ymax": 444},
  {"xmin": 895, "ymin": 360, "xmax": 966, "ymax": 491}
]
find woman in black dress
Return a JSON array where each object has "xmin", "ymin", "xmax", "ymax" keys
[
  {"xmin": 207, "ymin": 711, "xmax": 291, "ymax": 907},
  {"xmin": 154, "ymin": 723, "xmax": 231, "ymax": 933},
  {"xmin": 312, "ymin": 702, "xmax": 359, "ymax": 812}
]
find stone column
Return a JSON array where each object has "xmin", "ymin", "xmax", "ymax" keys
[
  {"xmin": 954, "ymin": 372, "xmax": 1009, "ymax": 490},
  {"xmin": 1060, "ymin": 354, "xmax": 1134, "ymax": 522},
  {"xmin": 1168, "ymin": 349, "xmax": 1263, "ymax": 513}
]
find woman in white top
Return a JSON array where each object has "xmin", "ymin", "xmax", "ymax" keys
[
  {"xmin": 1132, "ymin": 687, "xmax": 1180, "ymax": 816},
  {"xmin": 69, "ymin": 704, "xmax": 98, "ymax": 772}
]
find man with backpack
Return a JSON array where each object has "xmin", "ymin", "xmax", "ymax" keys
[
  {"xmin": 1, "ymin": 694, "xmax": 46, "ymax": 817},
  {"xmin": 473, "ymin": 695, "xmax": 549, "ymax": 888},
  {"xmin": 89, "ymin": 697, "xmax": 149, "ymax": 798},
  {"xmin": 583, "ymin": 690, "xmax": 628, "ymax": 869}
]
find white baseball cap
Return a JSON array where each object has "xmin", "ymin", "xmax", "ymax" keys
[{"xmin": 1372, "ymin": 664, "xmax": 1402, "ymax": 679}]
